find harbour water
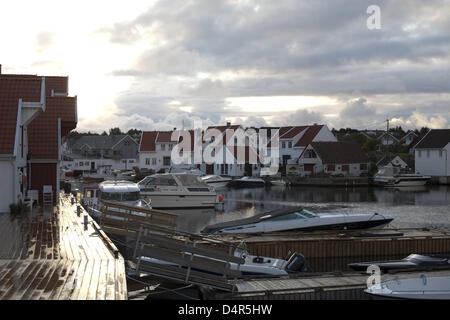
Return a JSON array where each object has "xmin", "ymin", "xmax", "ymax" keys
[{"xmin": 175, "ymin": 185, "xmax": 450, "ymax": 234}]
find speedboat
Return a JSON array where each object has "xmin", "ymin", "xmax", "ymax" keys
[
  {"xmin": 201, "ymin": 175, "xmax": 232, "ymax": 189},
  {"xmin": 202, "ymin": 207, "xmax": 393, "ymax": 234},
  {"xmin": 139, "ymin": 245, "xmax": 311, "ymax": 277},
  {"xmin": 227, "ymin": 176, "xmax": 266, "ymax": 188},
  {"xmin": 372, "ymin": 166, "xmax": 431, "ymax": 187},
  {"xmin": 82, "ymin": 180, "xmax": 151, "ymax": 218},
  {"xmin": 349, "ymin": 254, "xmax": 450, "ymax": 272},
  {"xmin": 138, "ymin": 173, "xmax": 218, "ymax": 209},
  {"xmin": 365, "ymin": 275, "xmax": 450, "ymax": 300}
]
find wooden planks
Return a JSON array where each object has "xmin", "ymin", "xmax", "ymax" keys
[{"xmin": 0, "ymin": 194, "xmax": 128, "ymax": 300}]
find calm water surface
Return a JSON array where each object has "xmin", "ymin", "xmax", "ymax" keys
[{"xmin": 175, "ymin": 185, "xmax": 450, "ymax": 233}]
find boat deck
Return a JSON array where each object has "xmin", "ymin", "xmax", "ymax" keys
[{"xmin": 0, "ymin": 194, "xmax": 127, "ymax": 300}]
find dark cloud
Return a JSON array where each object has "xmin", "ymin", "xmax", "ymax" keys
[{"xmin": 98, "ymin": 0, "xmax": 450, "ymax": 129}]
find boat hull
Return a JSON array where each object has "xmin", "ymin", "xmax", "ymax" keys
[{"xmin": 366, "ymin": 276, "xmax": 450, "ymax": 300}]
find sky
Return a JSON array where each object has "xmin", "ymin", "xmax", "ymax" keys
[{"xmin": 1, "ymin": 0, "xmax": 449, "ymax": 133}]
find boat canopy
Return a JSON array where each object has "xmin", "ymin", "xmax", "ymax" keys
[{"xmin": 202, "ymin": 207, "xmax": 317, "ymax": 233}]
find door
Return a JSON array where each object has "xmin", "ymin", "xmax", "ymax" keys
[
  {"xmin": 206, "ymin": 164, "xmax": 213, "ymax": 175},
  {"xmin": 304, "ymin": 164, "xmax": 315, "ymax": 172},
  {"xmin": 91, "ymin": 162, "xmax": 95, "ymax": 170}
]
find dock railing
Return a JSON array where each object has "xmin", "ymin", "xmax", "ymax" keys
[
  {"xmin": 133, "ymin": 226, "xmax": 245, "ymax": 292},
  {"xmin": 99, "ymin": 200, "xmax": 179, "ymax": 237}
]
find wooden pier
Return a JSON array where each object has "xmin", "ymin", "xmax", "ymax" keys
[
  {"xmin": 0, "ymin": 194, "xmax": 127, "ymax": 300},
  {"xmin": 208, "ymin": 228, "xmax": 450, "ymax": 272},
  {"xmin": 210, "ymin": 269, "xmax": 450, "ymax": 300}
]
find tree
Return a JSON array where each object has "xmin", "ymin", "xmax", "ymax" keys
[{"xmin": 109, "ymin": 127, "xmax": 123, "ymax": 135}]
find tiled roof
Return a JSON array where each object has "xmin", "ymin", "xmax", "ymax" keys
[
  {"xmin": 140, "ymin": 131, "xmax": 158, "ymax": 152},
  {"xmin": 415, "ymin": 129, "xmax": 450, "ymax": 149},
  {"xmin": 0, "ymin": 78, "xmax": 42, "ymax": 154},
  {"xmin": 308, "ymin": 141, "xmax": 369, "ymax": 164},
  {"xmin": 280, "ymin": 126, "xmax": 308, "ymax": 139},
  {"xmin": 294, "ymin": 125, "xmax": 324, "ymax": 147},
  {"xmin": 69, "ymin": 135, "xmax": 127, "ymax": 151},
  {"xmin": 155, "ymin": 131, "xmax": 175, "ymax": 143}
]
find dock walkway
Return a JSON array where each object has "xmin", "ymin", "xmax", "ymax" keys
[{"xmin": 0, "ymin": 194, "xmax": 127, "ymax": 300}]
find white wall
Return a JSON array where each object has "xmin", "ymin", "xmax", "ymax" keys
[
  {"xmin": 415, "ymin": 145, "xmax": 449, "ymax": 177},
  {"xmin": 0, "ymin": 161, "xmax": 14, "ymax": 212},
  {"xmin": 313, "ymin": 126, "xmax": 338, "ymax": 143}
]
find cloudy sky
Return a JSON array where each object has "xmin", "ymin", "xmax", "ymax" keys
[{"xmin": 1, "ymin": 0, "xmax": 449, "ymax": 132}]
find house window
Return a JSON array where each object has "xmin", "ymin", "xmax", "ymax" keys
[
  {"xmin": 439, "ymin": 150, "xmax": 443, "ymax": 158},
  {"xmin": 85, "ymin": 161, "xmax": 89, "ymax": 166},
  {"xmin": 161, "ymin": 144, "xmax": 166, "ymax": 151},
  {"xmin": 360, "ymin": 163, "xmax": 368, "ymax": 170},
  {"xmin": 129, "ymin": 159, "xmax": 134, "ymax": 163},
  {"xmin": 169, "ymin": 144, "xmax": 173, "ymax": 151},
  {"xmin": 145, "ymin": 158, "xmax": 150, "ymax": 165},
  {"xmin": 163, "ymin": 156, "xmax": 171, "ymax": 166},
  {"xmin": 152, "ymin": 158, "xmax": 157, "ymax": 165},
  {"xmin": 79, "ymin": 162, "xmax": 83, "ymax": 166},
  {"xmin": 327, "ymin": 164, "xmax": 335, "ymax": 171},
  {"xmin": 282, "ymin": 141, "xmax": 286, "ymax": 149},
  {"xmin": 288, "ymin": 141, "xmax": 292, "ymax": 148},
  {"xmin": 124, "ymin": 141, "xmax": 130, "ymax": 146},
  {"xmin": 342, "ymin": 165, "xmax": 349, "ymax": 172}
]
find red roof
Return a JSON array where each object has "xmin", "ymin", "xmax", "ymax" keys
[
  {"xmin": 294, "ymin": 125, "xmax": 324, "ymax": 147},
  {"xmin": 156, "ymin": 131, "xmax": 175, "ymax": 143},
  {"xmin": 307, "ymin": 141, "xmax": 369, "ymax": 164},
  {"xmin": 28, "ymin": 96, "xmax": 77, "ymax": 159},
  {"xmin": 280, "ymin": 126, "xmax": 308, "ymax": 139},
  {"xmin": 0, "ymin": 71, "xmax": 76, "ymax": 158},
  {"xmin": 0, "ymin": 78, "xmax": 42, "ymax": 154},
  {"xmin": 140, "ymin": 131, "xmax": 158, "ymax": 152}
]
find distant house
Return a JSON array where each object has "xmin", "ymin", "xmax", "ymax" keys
[
  {"xmin": 376, "ymin": 155, "xmax": 410, "ymax": 170},
  {"xmin": 66, "ymin": 135, "xmax": 138, "ymax": 173},
  {"xmin": 295, "ymin": 142, "xmax": 370, "ymax": 177},
  {"xmin": 0, "ymin": 66, "xmax": 77, "ymax": 210},
  {"xmin": 400, "ymin": 131, "xmax": 418, "ymax": 146},
  {"xmin": 270, "ymin": 125, "xmax": 337, "ymax": 166},
  {"xmin": 139, "ymin": 130, "xmax": 197, "ymax": 173},
  {"xmin": 414, "ymin": 129, "xmax": 450, "ymax": 182}
]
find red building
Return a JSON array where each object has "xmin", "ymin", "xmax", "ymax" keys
[{"xmin": 0, "ymin": 64, "xmax": 77, "ymax": 210}]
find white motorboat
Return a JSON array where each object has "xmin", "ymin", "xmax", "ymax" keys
[
  {"xmin": 81, "ymin": 180, "xmax": 151, "ymax": 218},
  {"xmin": 202, "ymin": 207, "xmax": 394, "ymax": 234},
  {"xmin": 139, "ymin": 245, "xmax": 311, "ymax": 277},
  {"xmin": 201, "ymin": 175, "xmax": 232, "ymax": 189},
  {"xmin": 372, "ymin": 166, "xmax": 431, "ymax": 187},
  {"xmin": 365, "ymin": 275, "xmax": 450, "ymax": 300},
  {"xmin": 227, "ymin": 176, "xmax": 266, "ymax": 188},
  {"xmin": 138, "ymin": 173, "xmax": 218, "ymax": 209}
]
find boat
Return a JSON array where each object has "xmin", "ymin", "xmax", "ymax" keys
[
  {"xmin": 365, "ymin": 275, "xmax": 450, "ymax": 300},
  {"xmin": 202, "ymin": 207, "xmax": 394, "ymax": 234},
  {"xmin": 138, "ymin": 173, "xmax": 219, "ymax": 209},
  {"xmin": 372, "ymin": 166, "xmax": 431, "ymax": 187},
  {"xmin": 227, "ymin": 176, "xmax": 266, "ymax": 188},
  {"xmin": 139, "ymin": 244, "xmax": 312, "ymax": 276},
  {"xmin": 270, "ymin": 179, "xmax": 287, "ymax": 186},
  {"xmin": 81, "ymin": 180, "xmax": 151, "ymax": 218},
  {"xmin": 201, "ymin": 175, "xmax": 232, "ymax": 189},
  {"xmin": 349, "ymin": 254, "xmax": 450, "ymax": 272}
]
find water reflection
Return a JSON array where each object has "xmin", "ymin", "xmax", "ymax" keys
[{"xmin": 173, "ymin": 185, "xmax": 450, "ymax": 233}]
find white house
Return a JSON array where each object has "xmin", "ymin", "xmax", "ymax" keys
[
  {"xmin": 414, "ymin": 129, "xmax": 450, "ymax": 183},
  {"xmin": 294, "ymin": 142, "xmax": 370, "ymax": 177}
]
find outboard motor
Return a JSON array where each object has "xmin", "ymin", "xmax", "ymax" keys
[{"xmin": 285, "ymin": 253, "xmax": 312, "ymax": 273}]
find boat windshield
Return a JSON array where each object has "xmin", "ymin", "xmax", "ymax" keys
[
  {"xmin": 267, "ymin": 212, "xmax": 305, "ymax": 221},
  {"xmin": 176, "ymin": 174, "xmax": 209, "ymax": 187},
  {"xmin": 299, "ymin": 209, "xmax": 318, "ymax": 218},
  {"xmin": 139, "ymin": 175, "xmax": 178, "ymax": 187},
  {"xmin": 100, "ymin": 191, "xmax": 139, "ymax": 201}
]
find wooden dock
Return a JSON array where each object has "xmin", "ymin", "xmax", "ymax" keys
[
  {"xmin": 210, "ymin": 269, "xmax": 450, "ymax": 300},
  {"xmin": 0, "ymin": 194, "xmax": 127, "ymax": 300},
  {"xmin": 208, "ymin": 228, "xmax": 450, "ymax": 272}
]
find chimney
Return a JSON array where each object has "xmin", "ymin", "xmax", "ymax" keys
[
  {"xmin": 0, "ymin": 64, "xmax": 2, "ymax": 74},
  {"xmin": 226, "ymin": 121, "xmax": 231, "ymax": 126}
]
